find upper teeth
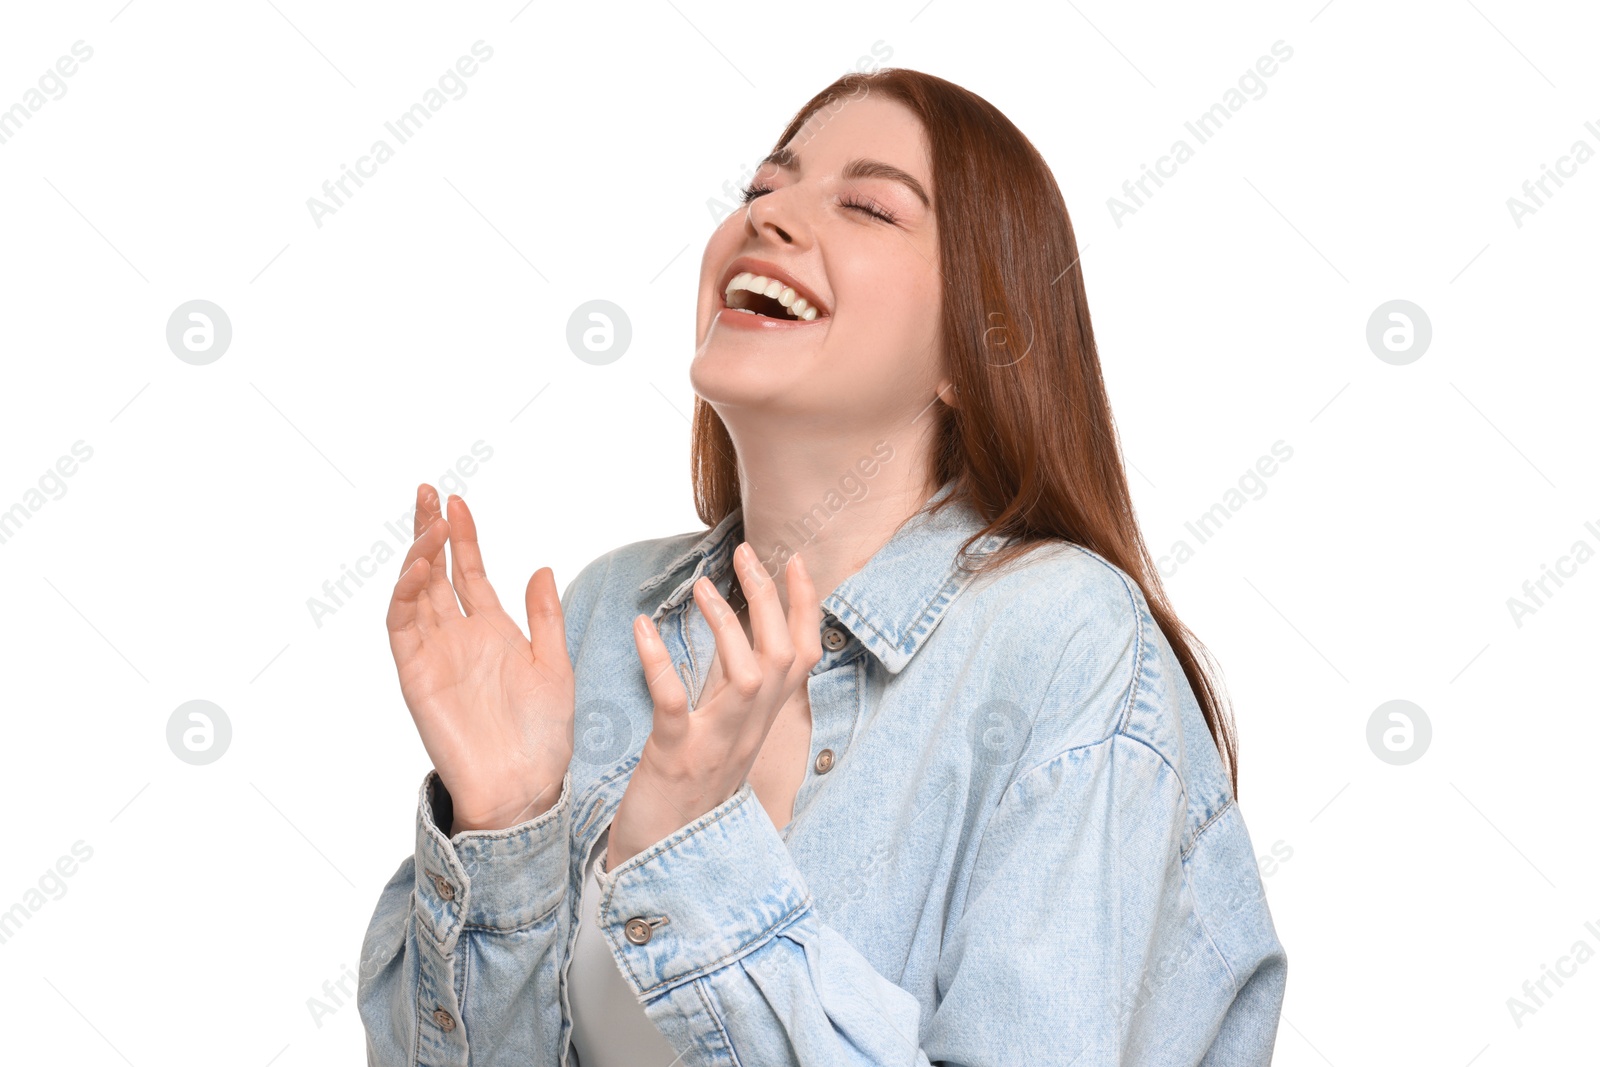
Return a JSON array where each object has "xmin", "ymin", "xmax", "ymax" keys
[{"xmin": 724, "ymin": 272, "xmax": 819, "ymax": 320}]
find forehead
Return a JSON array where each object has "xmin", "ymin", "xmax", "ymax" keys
[{"xmin": 780, "ymin": 93, "xmax": 930, "ymax": 180}]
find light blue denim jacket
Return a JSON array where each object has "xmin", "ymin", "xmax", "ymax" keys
[{"xmin": 358, "ymin": 482, "xmax": 1287, "ymax": 1065}]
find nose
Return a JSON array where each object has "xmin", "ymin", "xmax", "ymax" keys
[{"xmin": 744, "ymin": 185, "xmax": 811, "ymax": 248}]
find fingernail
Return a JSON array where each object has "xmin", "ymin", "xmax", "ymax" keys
[
  {"xmin": 739, "ymin": 544, "xmax": 765, "ymax": 583},
  {"xmin": 696, "ymin": 577, "xmax": 725, "ymax": 614},
  {"xmin": 792, "ymin": 552, "xmax": 809, "ymax": 579}
]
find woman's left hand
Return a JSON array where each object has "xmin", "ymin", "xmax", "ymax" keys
[{"xmin": 607, "ymin": 543, "xmax": 822, "ymax": 870}]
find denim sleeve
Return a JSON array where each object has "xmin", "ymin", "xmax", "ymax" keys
[
  {"xmin": 931, "ymin": 732, "xmax": 1286, "ymax": 1064},
  {"xmin": 357, "ymin": 550, "xmax": 614, "ymax": 1065},
  {"xmin": 591, "ymin": 734, "xmax": 1284, "ymax": 1066},
  {"xmin": 357, "ymin": 768, "xmax": 575, "ymax": 1066},
  {"xmin": 592, "ymin": 782, "xmax": 934, "ymax": 1065}
]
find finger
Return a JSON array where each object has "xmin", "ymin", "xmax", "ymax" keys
[
  {"xmin": 525, "ymin": 567, "xmax": 569, "ymax": 674},
  {"xmin": 445, "ymin": 494, "xmax": 504, "ymax": 618},
  {"xmin": 694, "ymin": 576, "xmax": 763, "ymax": 703},
  {"xmin": 419, "ymin": 487, "xmax": 462, "ymax": 619},
  {"xmin": 785, "ymin": 551, "xmax": 824, "ymax": 681},
  {"xmin": 632, "ymin": 614, "xmax": 689, "ymax": 744},
  {"xmin": 735, "ymin": 542, "xmax": 795, "ymax": 676},
  {"xmin": 412, "ymin": 482, "xmax": 432, "ymax": 539},
  {"xmin": 386, "ymin": 556, "xmax": 434, "ymax": 663},
  {"xmin": 397, "ymin": 514, "xmax": 448, "ymax": 588},
  {"xmin": 417, "ymin": 483, "xmax": 451, "ymax": 604}
]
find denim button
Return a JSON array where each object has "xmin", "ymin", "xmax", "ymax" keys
[
  {"xmin": 814, "ymin": 748, "xmax": 835, "ymax": 774},
  {"xmin": 821, "ymin": 627, "xmax": 847, "ymax": 652},
  {"xmin": 624, "ymin": 917, "xmax": 654, "ymax": 945},
  {"xmin": 433, "ymin": 1008, "xmax": 456, "ymax": 1031},
  {"xmin": 432, "ymin": 874, "xmax": 456, "ymax": 901}
]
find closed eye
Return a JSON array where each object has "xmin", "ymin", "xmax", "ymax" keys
[
  {"xmin": 740, "ymin": 185, "xmax": 899, "ymax": 225},
  {"xmin": 840, "ymin": 197, "xmax": 897, "ymax": 225}
]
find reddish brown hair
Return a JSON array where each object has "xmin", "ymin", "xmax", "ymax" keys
[{"xmin": 690, "ymin": 68, "xmax": 1240, "ymax": 796}]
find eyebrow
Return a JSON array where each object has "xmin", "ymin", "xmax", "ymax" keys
[{"xmin": 760, "ymin": 146, "xmax": 931, "ymax": 208}]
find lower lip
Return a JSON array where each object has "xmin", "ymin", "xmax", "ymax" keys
[{"xmin": 714, "ymin": 306, "xmax": 828, "ymax": 330}]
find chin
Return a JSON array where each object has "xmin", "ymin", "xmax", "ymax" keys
[{"xmin": 689, "ymin": 352, "xmax": 803, "ymax": 413}]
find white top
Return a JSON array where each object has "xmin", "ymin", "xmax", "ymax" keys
[{"xmin": 568, "ymin": 826, "xmax": 677, "ymax": 1067}]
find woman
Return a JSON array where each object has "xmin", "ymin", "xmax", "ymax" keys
[{"xmin": 359, "ymin": 68, "xmax": 1287, "ymax": 1065}]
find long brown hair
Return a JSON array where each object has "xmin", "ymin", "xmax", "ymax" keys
[{"xmin": 690, "ymin": 68, "xmax": 1240, "ymax": 796}]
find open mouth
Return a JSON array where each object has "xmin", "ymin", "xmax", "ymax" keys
[{"xmin": 722, "ymin": 271, "xmax": 824, "ymax": 322}]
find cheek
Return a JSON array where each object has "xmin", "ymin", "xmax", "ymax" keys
[
  {"xmin": 699, "ymin": 219, "xmax": 744, "ymax": 293},
  {"xmin": 842, "ymin": 252, "xmax": 935, "ymax": 331},
  {"xmin": 878, "ymin": 271, "xmax": 941, "ymax": 356},
  {"xmin": 836, "ymin": 276, "xmax": 943, "ymax": 392},
  {"xmin": 896, "ymin": 276, "xmax": 944, "ymax": 384},
  {"xmin": 694, "ymin": 241, "xmax": 728, "ymax": 339}
]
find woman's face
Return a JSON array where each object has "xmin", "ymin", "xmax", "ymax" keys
[{"xmin": 691, "ymin": 93, "xmax": 949, "ymax": 433}]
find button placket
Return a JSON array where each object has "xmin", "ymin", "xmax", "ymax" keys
[{"xmin": 784, "ymin": 650, "xmax": 862, "ymax": 839}]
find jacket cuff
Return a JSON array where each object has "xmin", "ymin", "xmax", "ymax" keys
[
  {"xmin": 594, "ymin": 781, "xmax": 811, "ymax": 996},
  {"xmin": 413, "ymin": 768, "xmax": 572, "ymax": 952}
]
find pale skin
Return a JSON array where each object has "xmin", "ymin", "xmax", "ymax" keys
[{"xmin": 386, "ymin": 94, "xmax": 959, "ymax": 866}]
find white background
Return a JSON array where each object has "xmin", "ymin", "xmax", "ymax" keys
[{"xmin": 1, "ymin": 1, "xmax": 1595, "ymax": 1063}]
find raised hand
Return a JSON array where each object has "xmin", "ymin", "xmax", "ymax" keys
[
  {"xmin": 607, "ymin": 542, "xmax": 822, "ymax": 869},
  {"xmin": 385, "ymin": 484, "xmax": 575, "ymax": 834}
]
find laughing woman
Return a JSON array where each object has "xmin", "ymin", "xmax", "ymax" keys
[{"xmin": 358, "ymin": 68, "xmax": 1287, "ymax": 1066}]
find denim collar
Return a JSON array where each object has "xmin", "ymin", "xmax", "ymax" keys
[{"xmin": 637, "ymin": 481, "xmax": 1009, "ymax": 674}]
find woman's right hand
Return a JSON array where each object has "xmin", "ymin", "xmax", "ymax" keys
[{"xmin": 386, "ymin": 484, "xmax": 575, "ymax": 834}]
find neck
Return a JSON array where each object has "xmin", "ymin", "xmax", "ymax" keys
[{"xmin": 722, "ymin": 411, "xmax": 946, "ymax": 617}]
